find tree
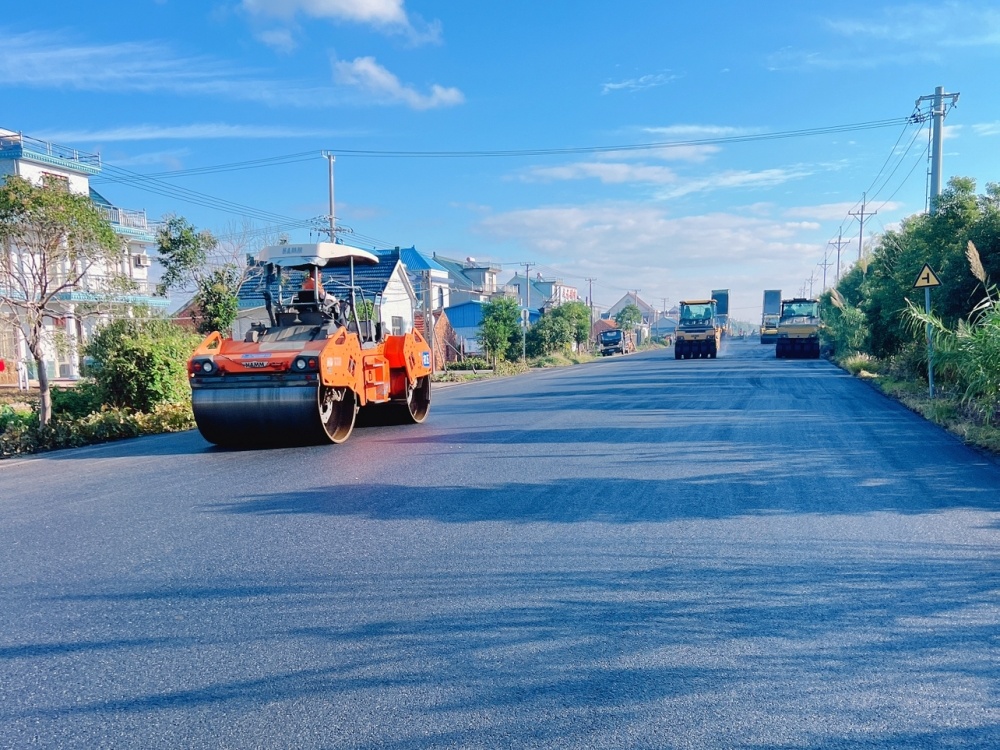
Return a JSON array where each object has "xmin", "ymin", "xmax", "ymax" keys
[
  {"xmin": 191, "ymin": 266, "xmax": 241, "ymax": 335},
  {"xmin": 478, "ymin": 296, "xmax": 521, "ymax": 365},
  {"xmin": 836, "ymin": 177, "xmax": 1000, "ymax": 360},
  {"xmin": 0, "ymin": 176, "xmax": 124, "ymax": 425},
  {"xmin": 158, "ymin": 216, "xmax": 282, "ymax": 335},
  {"xmin": 615, "ymin": 304, "xmax": 642, "ymax": 331},
  {"xmin": 156, "ymin": 215, "xmax": 218, "ymax": 295},
  {"xmin": 550, "ymin": 301, "xmax": 592, "ymax": 348},
  {"xmin": 525, "ymin": 311, "xmax": 573, "ymax": 357}
]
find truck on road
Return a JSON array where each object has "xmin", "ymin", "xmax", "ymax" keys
[
  {"xmin": 760, "ymin": 289, "xmax": 781, "ymax": 343},
  {"xmin": 598, "ymin": 327, "xmax": 635, "ymax": 356},
  {"xmin": 711, "ymin": 289, "xmax": 731, "ymax": 336}
]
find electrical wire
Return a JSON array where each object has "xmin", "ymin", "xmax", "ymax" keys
[
  {"xmin": 93, "ymin": 151, "xmax": 318, "ymax": 181},
  {"xmin": 320, "ymin": 118, "xmax": 911, "ymax": 158}
]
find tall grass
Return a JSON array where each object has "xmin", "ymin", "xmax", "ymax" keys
[{"xmin": 906, "ymin": 242, "xmax": 1000, "ymax": 419}]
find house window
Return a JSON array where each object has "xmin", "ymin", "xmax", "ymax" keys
[
  {"xmin": 437, "ymin": 288, "xmax": 444, "ymax": 309},
  {"xmin": 40, "ymin": 172, "xmax": 69, "ymax": 191},
  {"xmin": 391, "ymin": 316, "xmax": 404, "ymax": 336}
]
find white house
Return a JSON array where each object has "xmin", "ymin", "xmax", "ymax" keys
[{"xmin": 0, "ymin": 128, "xmax": 168, "ymax": 381}]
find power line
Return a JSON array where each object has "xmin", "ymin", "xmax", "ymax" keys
[{"xmin": 93, "ymin": 151, "xmax": 318, "ymax": 182}]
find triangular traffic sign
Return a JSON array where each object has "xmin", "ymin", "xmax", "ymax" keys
[{"xmin": 913, "ymin": 263, "xmax": 942, "ymax": 289}]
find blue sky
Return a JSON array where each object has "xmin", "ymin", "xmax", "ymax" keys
[{"xmin": 3, "ymin": 0, "xmax": 999, "ymax": 319}]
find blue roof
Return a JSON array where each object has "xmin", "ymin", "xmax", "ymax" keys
[
  {"xmin": 375, "ymin": 246, "xmax": 447, "ymax": 273},
  {"xmin": 237, "ymin": 255, "xmax": 404, "ymax": 309},
  {"xmin": 89, "ymin": 188, "xmax": 112, "ymax": 207}
]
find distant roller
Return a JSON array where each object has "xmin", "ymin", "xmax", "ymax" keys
[{"xmin": 187, "ymin": 242, "xmax": 432, "ymax": 448}]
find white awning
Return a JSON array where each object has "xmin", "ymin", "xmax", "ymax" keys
[{"xmin": 256, "ymin": 242, "xmax": 379, "ymax": 268}]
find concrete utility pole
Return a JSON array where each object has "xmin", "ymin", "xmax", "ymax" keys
[
  {"xmin": 806, "ymin": 271, "xmax": 818, "ymax": 298},
  {"xmin": 818, "ymin": 252, "xmax": 834, "ymax": 292},
  {"xmin": 520, "ymin": 261, "xmax": 533, "ymax": 361},
  {"xmin": 849, "ymin": 193, "xmax": 876, "ymax": 262},
  {"xmin": 828, "ymin": 230, "xmax": 850, "ymax": 285},
  {"xmin": 520, "ymin": 262, "xmax": 534, "ymax": 311},
  {"xmin": 424, "ymin": 269, "xmax": 435, "ymax": 374},
  {"xmin": 321, "ymin": 151, "xmax": 336, "ymax": 240},
  {"xmin": 586, "ymin": 277, "xmax": 596, "ymax": 322},
  {"xmin": 915, "ymin": 86, "xmax": 960, "ymax": 214}
]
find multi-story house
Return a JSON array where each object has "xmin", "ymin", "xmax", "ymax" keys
[
  {"xmin": 505, "ymin": 272, "xmax": 579, "ymax": 311},
  {"xmin": 431, "ymin": 254, "xmax": 502, "ymax": 305},
  {"xmin": 430, "ymin": 254, "xmax": 509, "ymax": 356},
  {"xmin": 0, "ymin": 129, "xmax": 168, "ymax": 381}
]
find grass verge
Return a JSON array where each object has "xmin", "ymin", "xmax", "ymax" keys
[{"xmin": 833, "ymin": 358, "xmax": 1000, "ymax": 456}]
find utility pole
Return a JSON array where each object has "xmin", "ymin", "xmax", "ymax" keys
[
  {"xmin": 424, "ymin": 269, "xmax": 435, "ymax": 374},
  {"xmin": 520, "ymin": 261, "xmax": 533, "ymax": 361},
  {"xmin": 806, "ymin": 271, "xmax": 818, "ymax": 298},
  {"xmin": 818, "ymin": 251, "xmax": 834, "ymax": 293},
  {"xmin": 848, "ymin": 193, "xmax": 876, "ymax": 262},
  {"xmin": 914, "ymin": 86, "xmax": 960, "ymax": 214},
  {"xmin": 321, "ymin": 151, "xmax": 336, "ymax": 240},
  {"xmin": 828, "ymin": 229, "xmax": 850, "ymax": 285},
  {"xmin": 586, "ymin": 278, "xmax": 596, "ymax": 322}
]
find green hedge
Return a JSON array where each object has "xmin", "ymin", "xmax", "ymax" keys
[{"xmin": 0, "ymin": 403, "xmax": 195, "ymax": 457}]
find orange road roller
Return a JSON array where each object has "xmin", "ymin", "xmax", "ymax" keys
[{"xmin": 187, "ymin": 243, "xmax": 432, "ymax": 447}]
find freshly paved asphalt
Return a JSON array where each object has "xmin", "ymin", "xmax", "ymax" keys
[{"xmin": 2, "ymin": 340, "xmax": 1000, "ymax": 749}]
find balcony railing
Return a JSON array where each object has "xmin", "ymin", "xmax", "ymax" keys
[
  {"xmin": 55, "ymin": 274, "xmax": 166, "ymax": 300},
  {"xmin": 0, "ymin": 131, "xmax": 102, "ymax": 171},
  {"xmin": 98, "ymin": 205, "xmax": 149, "ymax": 231}
]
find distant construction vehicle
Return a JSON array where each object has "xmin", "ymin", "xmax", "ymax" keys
[
  {"xmin": 775, "ymin": 297, "xmax": 821, "ymax": 359},
  {"xmin": 187, "ymin": 243, "xmax": 433, "ymax": 447},
  {"xmin": 674, "ymin": 299, "xmax": 723, "ymax": 359},
  {"xmin": 760, "ymin": 289, "xmax": 781, "ymax": 343},
  {"xmin": 711, "ymin": 289, "xmax": 731, "ymax": 336},
  {"xmin": 598, "ymin": 327, "xmax": 635, "ymax": 356}
]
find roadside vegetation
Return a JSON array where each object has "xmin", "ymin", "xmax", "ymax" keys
[
  {"xmin": 0, "ymin": 319, "xmax": 200, "ymax": 457},
  {"xmin": 822, "ymin": 177, "xmax": 1000, "ymax": 454}
]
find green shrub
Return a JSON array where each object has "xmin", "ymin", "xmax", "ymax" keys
[
  {"xmin": 50, "ymin": 381, "xmax": 103, "ymax": 419},
  {"xmin": 447, "ymin": 356, "xmax": 490, "ymax": 371},
  {"xmin": 494, "ymin": 360, "xmax": 529, "ymax": 377},
  {"xmin": 840, "ymin": 353, "xmax": 882, "ymax": 376},
  {"xmin": 0, "ymin": 402, "xmax": 196, "ymax": 458},
  {"xmin": 85, "ymin": 318, "xmax": 201, "ymax": 412},
  {"xmin": 0, "ymin": 404, "xmax": 35, "ymax": 433},
  {"xmin": 884, "ymin": 341, "xmax": 928, "ymax": 382}
]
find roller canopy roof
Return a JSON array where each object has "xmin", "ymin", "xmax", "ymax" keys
[{"xmin": 256, "ymin": 242, "xmax": 379, "ymax": 268}]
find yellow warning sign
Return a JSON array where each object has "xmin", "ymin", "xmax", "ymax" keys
[{"xmin": 913, "ymin": 263, "xmax": 942, "ymax": 289}]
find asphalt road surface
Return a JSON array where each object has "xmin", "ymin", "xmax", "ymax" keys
[{"xmin": 3, "ymin": 340, "xmax": 1000, "ymax": 749}]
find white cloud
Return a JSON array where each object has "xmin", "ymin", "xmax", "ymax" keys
[
  {"xmin": 769, "ymin": 2, "xmax": 1000, "ymax": 71},
  {"xmin": 973, "ymin": 122, "xmax": 1000, "ymax": 136},
  {"xmin": 601, "ymin": 72, "xmax": 679, "ymax": 95},
  {"xmin": 255, "ymin": 28, "xmax": 298, "ymax": 53},
  {"xmin": 242, "ymin": 0, "xmax": 442, "ymax": 45},
  {"xmin": 599, "ymin": 145, "xmax": 721, "ymax": 163},
  {"xmin": 332, "ymin": 56, "xmax": 463, "ymax": 109},
  {"xmin": 475, "ymin": 203, "xmax": 830, "ymax": 316},
  {"xmin": 825, "ymin": 2, "xmax": 1000, "ymax": 47},
  {"xmin": 0, "ymin": 28, "xmax": 335, "ymax": 107},
  {"xmin": 656, "ymin": 167, "xmax": 814, "ymax": 199},
  {"xmin": 642, "ymin": 124, "xmax": 762, "ymax": 139},
  {"xmin": 101, "ymin": 149, "xmax": 191, "ymax": 169},
  {"xmin": 522, "ymin": 162, "xmax": 678, "ymax": 185},
  {"xmin": 783, "ymin": 202, "xmax": 890, "ymax": 221},
  {"xmin": 37, "ymin": 123, "xmax": 346, "ymax": 142}
]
